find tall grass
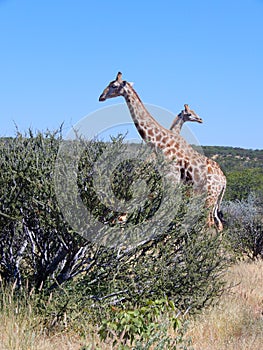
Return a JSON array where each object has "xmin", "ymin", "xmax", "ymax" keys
[
  {"xmin": 1, "ymin": 260, "xmax": 263, "ymax": 349},
  {"xmin": 0, "ymin": 282, "xmax": 82, "ymax": 350},
  {"xmin": 188, "ymin": 260, "xmax": 263, "ymax": 350}
]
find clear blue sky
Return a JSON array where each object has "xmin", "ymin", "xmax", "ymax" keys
[{"xmin": 0, "ymin": 0, "xmax": 262, "ymax": 149}]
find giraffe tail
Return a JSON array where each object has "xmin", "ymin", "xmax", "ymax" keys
[{"xmin": 214, "ymin": 184, "xmax": 226, "ymax": 231}]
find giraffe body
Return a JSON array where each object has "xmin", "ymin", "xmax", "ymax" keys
[{"xmin": 99, "ymin": 72, "xmax": 226, "ymax": 231}]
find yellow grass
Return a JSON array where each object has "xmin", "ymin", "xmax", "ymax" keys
[
  {"xmin": 188, "ymin": 260, "xmax": 263, "ymax": 350},
  {"xmin": 0, "ymin": 260, "xmax": 263, "ymax": 349}
]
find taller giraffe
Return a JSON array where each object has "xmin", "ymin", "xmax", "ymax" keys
[{"xmin": 99, "ymin": 72, "xmax": 226, "ymax": 231}]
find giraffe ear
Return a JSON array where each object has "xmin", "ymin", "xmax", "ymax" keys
[{"xmin": 129, "ymin": 82, "xmax": 134, "ymax": 87}]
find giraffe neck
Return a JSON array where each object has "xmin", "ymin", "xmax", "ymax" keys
[
  {"xmin": 169, "ymin": 115, "xmax": 183, "ymax": 134},
  {"xmin": 120, "ymin": 83, "xmax": 196, "ymax": 163},
  {"xmin": 122, "ymin": 83, "xmax": 167, "ymax": 143}
]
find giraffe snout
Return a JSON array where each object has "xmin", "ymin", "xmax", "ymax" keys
[{"xmin": 99, "ymin": 94, "xmax": 106, "ymax": 101}]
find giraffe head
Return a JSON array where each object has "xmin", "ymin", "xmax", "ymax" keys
[
  {"xmin": 99, "ymin": 72, "xmax": 130, "ymax": 101},
  {"xmin": 170, "ymin": 104, "xmax": 203, "ymax": 131},
  {"xmin": 179, "ymin": 104, "xmax": 203, "ymax": 124}
]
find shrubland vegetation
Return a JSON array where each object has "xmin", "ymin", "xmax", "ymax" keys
[
  {"xmin": 202, "ymin": 146, "xmax": 263, "ymax": 171},
  {"xmin": 202, "ymin": 145, "xmax": 263, "ymax": 260},
  {"xmin": 0, "ymin": 132, "xmax": 262, "ymax": 349}
]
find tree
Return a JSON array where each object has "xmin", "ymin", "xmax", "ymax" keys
[
  {"xmin": 225, "ymin": 168, "xmax": 263, "ymax": 201},
  {"xmin": 0, "ymin": 130, "xmax": 230, "ymax": 316}
]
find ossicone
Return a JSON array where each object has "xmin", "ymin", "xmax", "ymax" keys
[
  {"xmin": 184, "ymin": 104, "xmax": 190, "ymax": 113},
  {"xmin": 116, "ymin": 72, "xmax": 123, "ymax": 82}
]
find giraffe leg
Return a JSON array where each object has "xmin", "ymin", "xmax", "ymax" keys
[
  {"xmin": 214, "ymin": 207, "xmax": 223, "ymax": 231},
  {"xmin": 206, "ymin": 197, "xmax": 224, "ymax": 232},
  {"xmin": 208, "ymin": 210, "xmax": 215, "ymax": 228},
  {"xmin": 212, "ymin": 186, "xmax": 226, "ymax": 232},
  {"xmin": 210, "ymin": 202, "xmax": 224, "ymax": 232}
]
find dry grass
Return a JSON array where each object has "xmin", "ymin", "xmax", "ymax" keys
[
  {"xmin": 0, "ymin": 316, "xmax": 109, "ymax": 350},
  {"xmin": 1, "ymin": 260, "xmax": 263, "ymax": 350},
  {"xmin": 0, "ymin": 288, "xmax": 111, "ymax": 350},
  {"xmin": 0, "ymin": 283, "xmax": 83, "ymax": 350},
  {"xmin": 188, "ymin": 260, "xmax": 263, "ymax": 350}
]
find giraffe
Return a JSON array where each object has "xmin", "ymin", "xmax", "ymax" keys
[
  {"xmin": 169, "ymin": 104, "xmax": 226, "ymax": 229},
  {"xmin": 169, "ymin": 104, "xmax": 203, "ymax": 134},
  {"xmin": 99, "ymin": 72, "xmax": 226, "ymax": 231}
]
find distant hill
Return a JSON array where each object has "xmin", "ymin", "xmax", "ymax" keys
[{"xmin": 201, "ymin": 146, "xmax": 263, "ymax": 173}]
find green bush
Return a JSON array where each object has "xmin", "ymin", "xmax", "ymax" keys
[
  {"xmin": 0, "ymin": 130, "xmax": 230, "ymax": 337},
  {"xmin": 224, "ymin": 168, "xmax": 263, "ymax": 201},
  {"xmin": 0, "ymin": 130, "xmax": 91, "ymax": 289},
  {"xmin": 223, "ymin": 195, "xmax": 263, "ymax": 259},
  {"xmin": 98, "ymin": 298, "xmax": 192, "ymax": 349}
]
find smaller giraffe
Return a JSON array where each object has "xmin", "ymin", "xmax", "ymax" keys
[
  {"xmin": 169, "ymin": 104, "xmax": 226, "ymax": 230},
  {"xmin": 169, "ymin": 104, "xmax": 203, "ymax": 134}
]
